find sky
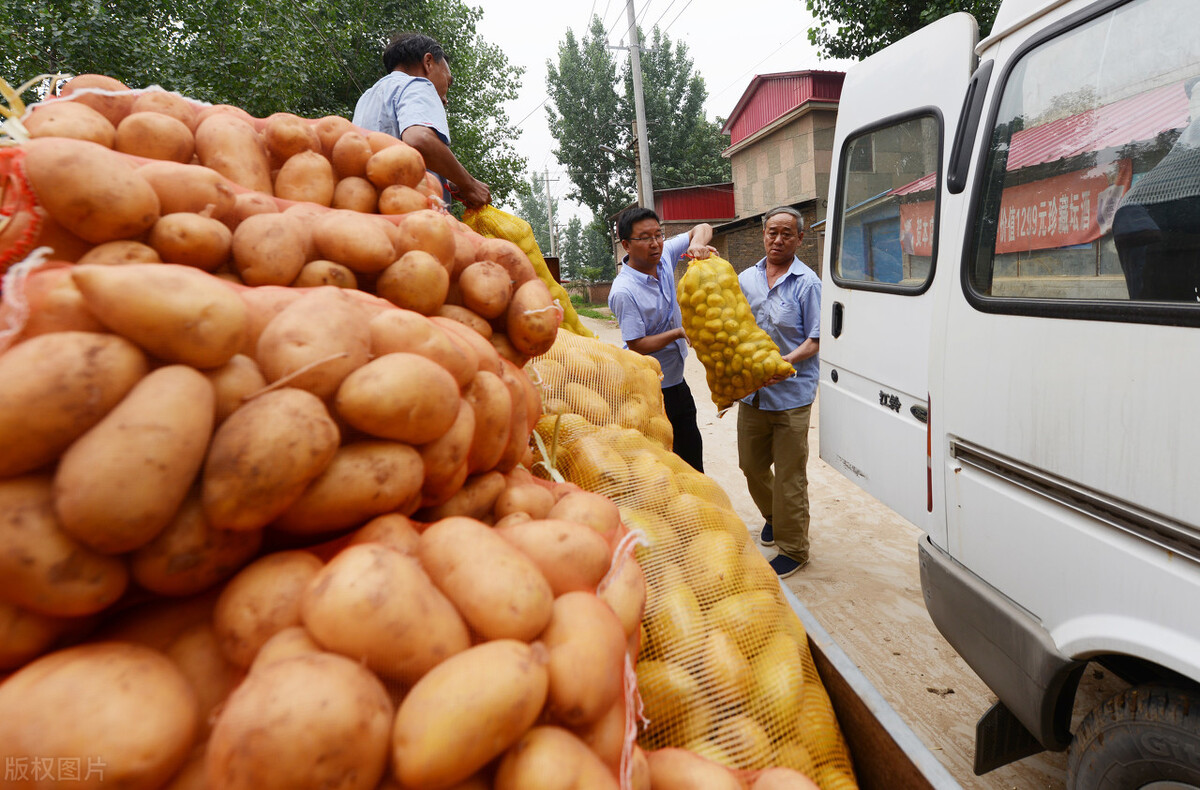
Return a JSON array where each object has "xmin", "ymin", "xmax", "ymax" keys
[{"xmin": 470, "ymin": 0, "xmax": 856, "ymax": 225}]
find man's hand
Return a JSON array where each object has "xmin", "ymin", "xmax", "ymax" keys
[
  {"xmin": 455, "ymin": 177, "xmax": 491, "ymax": 209},
  {"xmin": 688, "ymin": 243, "xmax": 718, "ymax": 260}
]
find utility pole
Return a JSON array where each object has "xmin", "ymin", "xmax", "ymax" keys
[
  {"xmin": 625, "ymin": 0, "xmax": 654, "ymax": 209},
  {"xmin": 542, "ymin": 168, "xmax": 558, "ymax": 257}
]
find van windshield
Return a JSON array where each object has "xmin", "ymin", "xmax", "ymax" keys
[{"xmin": 970, "ymin": 0, "xmax": 1200, "ymax": 307}]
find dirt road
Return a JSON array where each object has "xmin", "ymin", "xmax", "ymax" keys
[{"xmin": 580, "ymin": 314, "xmax": 1084, "ymax": 789}]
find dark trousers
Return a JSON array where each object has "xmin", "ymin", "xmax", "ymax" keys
[{"xmin": 661, "ymin": 380, "xmax": 703, "ymax": 473}]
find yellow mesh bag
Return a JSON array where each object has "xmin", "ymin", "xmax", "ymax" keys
[
  {"xmin": 677, "ymin": 255, "xmax": 794, "ymax": 413},
  {"xmin": 529, "ymin": 333, "xmax": 859, "ymax": 790},
  {"xmin": 462, "ymin": 205, "xmax": 595, "ymax": 339}
]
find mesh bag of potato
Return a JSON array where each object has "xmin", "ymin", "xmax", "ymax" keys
[
  {"xmin": 677, "ymin": 255, "xmax": 795, "ymax": 414},
  {"xmin": 463, "ymin": 204, "xmax": 595, "ymax": 340},
  {"xmin": 530, "ymin": 333, "xmax": 859, "ymax": 790}
]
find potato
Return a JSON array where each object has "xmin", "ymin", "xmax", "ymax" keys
[
  {"xmin": 301, "ymin": 543, "xmax": 469, "ymax": 683},
  {"xmin": 751, "ymin": 767, "xmax": 822, "ymax": 790},
  {"xmin": 348, "ymin": 513, "xmax": 422, "ymax": 554},
  {"xmin": 493, "ymin": 726, "xmax": 619, "ymax": 790},
  {"xmin": 165, "ymin": 622, "xmax": 246, "ymax": 739},
  {"xmin": 463, "ymin": 371, "xmax": 512, "ymax": 473},
  {"xmin": 202, "ymin": 388, "xmax": 340, "ymax": 532},
  {"xmin": 206, "ymin": 652, "xmax": 392, "ymax": 790},
  {"xmin": 437, "ymin": 303, "xmax": 493, "ymax": 338},
  {"xmin": 418, "ymin": 400, "xmax": 476, "ymax": 508},
  {"xmin": 130, "ymin": 493, "xmax": 263, "ymax": 596},
  {"xmin": 212, "ymin": 550, "xmax": 324, "ymax": 667},
  {"xmin": 238, "ymin": 285, "xmax": 303, "ymax": 356},
  {"xmin": 59, "ymin": 73, "xmax": 135, "ymax": 125},
  {"xmin": 194, "ymin": 112, "xmax": 273, "ymax": 193},
  {"xmin": 507, "ymin": 278, "xmax": 562, "ymax": 357},
  {"xmin": 376, "ymin": 249, "xmax": 449, "ymax": 315},
  {"xmin": 116, "ymin": 111, "xmax": 195, "ymax": 162},
  {"xmin": 203, "ymin": 353, "xmax": 267, "ymax": 423},
  {"xmin": 418, "ymin": 470, "xmax": 506, "ymax": 523},
  {"xmin": 195, "ymin": 102, "xmax": 257, "ymax": 127},
  {"xmin": 378, "ymin": 184, "xmax": 427, "ymax": 214},
  {"xmin": 226, "ymin": 189, "xmax": 280, "ymax": 230},
  {"xmin": 393, "ymin": 208, "xmax": 456, "ymax": 267},
  {"xmin": 231, "ymin": 212, "xmax": 308, "ymax": 286},
  {"xmin": 494, "ymin": 482, "xmax": 556, "ymax": 520},
  {"xmin": 131, "ymin": 89, "xmax": 198, "ymax": 129},
  {"xmin": 256, "ymin": 286, "xmax": 372, "ymax": 399},
  {"xmin": 9, "ymin": 267, "xmax": 106, "ymax": 342},
  {"xmin": 23, "ymin": 137, "xmax": 160, "ymax": 243},
  {"xmin": 148, "ymin": 211, "xmax": 233, "ymax": 271},
  {"xmin": 597, "ymin": 554, "xmax": 646, "ymax": 644},
  {"xmin": 549, "ymin": 491, "xmax": 622, "ymax": 546},
  {"xmin": 332, "ymin": 175, "xmax": 379, "ymax": 212},
  {"xmin": 571, "ymin": 694, "xmax": 627, "ymax": 770},
  {"xmin": 491, "ymin": 332, "xmax": 530, "ymax": 368},
  {"xmin": 262, "ymin": 112, "xmax": 321, "ymax": 164},
  {"xmin": 495, "ymin": 358, "xmax": 534, "ymax": 472},
  {"xmin": 314, "ymin": 114, "xmax": 354, "ymax": 156},
  {"xmin": 646, "ymin": 748, "xmax": 746, "ymax": 790},
  {"xmin": 433, "ymin": 315, "xmax": 503, "ymax": 374},
  {"xmin": 248, "ymin": 625, "xmax": 322, "ymax": 672},
  {"xmin": 137, "ymin": 160, "xmax": 238, "ymax": 220},
  {"xmin": 335, "ymin": 352, "xmax": 461, "ymax": 444},
  {"xmin": 392, "ymin": 640, "xmax": 549, "ymax": 789},
  {"xmin": 419, "ymin": 516, "xmax": 554, "ymax": 641},
  {"xmin": 0, "ymin": 331, "xmax": 147, "ymax": 477},
  {"xmin": 459, "ymin": 260, "xmax": 513, "ymax": 319},
  {"xmin": 0, "ymin": 642, "xmax": 198, "ymax": 790},
  {"xmin": 477, "ymin": 236, "xmax": 537, "ymax": 285},
  {"xmin": 24, "ymin": 99, "xmax": 116, "ymax": 146},
  {"xmin": 365, "ymin": 141, "xmax": 424, "ymax": 189},
  {"xmin": 495, "ymin": 519, "xmax": 612, "ymax": 597},
  {"xmin": 292, "ymin": 258, "xmax": 358, "ymax": 288},
  {"xmin": 539, "ymin": 592, "xmax": 627, "ymax": 727},
  {"xmin": 95, "ymin": 591, "xmax": 220, "ymax": 650},
  {"xmin": 54, "ymin": 365, "xmax": 214, "ymax": 554},
  {"xmin": 0, "ymin": 602, "xmax": 78, "ymax": 671},
  {"xmin": 331, "ymin": 130, "xmax": 373, "ymax": 178},
  {"xmin": 368, "ymin": 308, "xmax": 475, "ymax": 388},
  {"xmin": 630, "ymin": 747, "xmax": 652, "ymax": 790},
  {"xmin": 274, "ymin": 150, "xmax": 335, "ymax": 205},
  {"xmin": 274, "ymin": 441, "xmax": 425, "ymax": 533},
  {"xmin": 311, "ymin": 209, "xmax": 396, "ymax": 274},
  {"xmin": 72, "ymin": 263, "xmax": 247, "ymax": 368},
  {"xmin": 76, "ymin": 239, "xmax": 161, "ymax": 266}
]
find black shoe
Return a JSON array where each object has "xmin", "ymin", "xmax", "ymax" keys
[
  {"xmin": 759, "ymin": 522, "xmax": 775, "ymax": 547},
  {"xmin": 770, "ymin": 553, "xmax": 808, "ymax": 578}
]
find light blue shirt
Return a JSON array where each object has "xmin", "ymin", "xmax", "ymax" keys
[
  {"xmin": 608, "ymin": 232, "xmax": 692, "ymax": 388},
  {"xmin": 352, "ymin": 71, "xmax": 450, "ymax": 144},
  {"xmin": 738, "ymin": 256, "xmax": 821, "ymax": 410}
]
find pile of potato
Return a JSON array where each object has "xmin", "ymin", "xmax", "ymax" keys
[
  {"xmin": 533, "ymin": 413, "xmax": 856, "ymax": 790},
  {"xmin": 0, "ymin": 462, "xmax": 651, "ymax": 789},
  {"xmin": 676, "ymin": 256, "xmax": 794, "ymax": 413},
  {"xmin": 531, "ymin": 330, "xmax": 674, "ymax": 453}
]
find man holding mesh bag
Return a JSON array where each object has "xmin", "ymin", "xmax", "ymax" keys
[{"xmin": 737, "ymin": 206, "xmax": 821, "ymax": 578}]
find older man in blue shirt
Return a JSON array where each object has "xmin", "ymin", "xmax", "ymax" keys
[
  {"xmin": 353, "ymin": 32, "xmax": 490, "ymax": 209},
  {"xmin": 608, "ymin": 207, "xmax": 715, "ymax": 473},
  {"xmin": 738, "ymin": 206, "xmax": 821, "ymax": 577}
]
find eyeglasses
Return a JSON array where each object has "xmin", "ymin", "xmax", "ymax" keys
[{"xmin": 629, "ymin": 231, "xmax": 665, "ymax": 243}]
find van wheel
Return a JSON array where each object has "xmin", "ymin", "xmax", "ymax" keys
[{"xmin": 1067, "ymin": 685, "xmax": 1200, "ymax": 790}]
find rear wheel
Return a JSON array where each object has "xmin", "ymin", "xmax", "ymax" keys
[{"xmin": 1067, "ymin": 685, "xmax": 1200, "ymax": 790}]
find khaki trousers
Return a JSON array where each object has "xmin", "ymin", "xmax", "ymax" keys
[{"xmin": 737, "ymin": 401, "xmax": 812, "ymax": 563}]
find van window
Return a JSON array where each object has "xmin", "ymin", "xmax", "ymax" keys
[
  {"xmin": 834, "ymin": 115, "xmax": 939, "ymax": 290},
  {"xmin": 969, "ymin": 0, "xmax": 1200, "ymax": 307}
]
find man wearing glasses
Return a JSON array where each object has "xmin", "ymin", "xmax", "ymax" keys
[{"xmin": 608, "ymin": 207, "xmax": 716, "ymax": 472}]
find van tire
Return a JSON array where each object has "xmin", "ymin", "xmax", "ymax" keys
[{"xmin": 1067, "ymin": 685, "xmax": 1200, "ymax": 790}]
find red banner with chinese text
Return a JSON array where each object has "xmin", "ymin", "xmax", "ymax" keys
[
  {"xmin": 993, "ymin": 159, "xmax": 1131, "ymax": 253},
  {"xmin": 898, "ymin": 199, "xmax": 936, "ymax": 257}
]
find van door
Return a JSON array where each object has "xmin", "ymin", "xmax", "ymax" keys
[{"xmin": 819, "ymin": 13, "xmax": 979, "ymax": 530}]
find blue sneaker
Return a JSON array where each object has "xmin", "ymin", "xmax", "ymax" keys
[
  {"xmin": 759, "ymin": 522, "xmax": 775, "ymax": 547},
  {"xmin": 770, "ymin": 553, "xmax": 807, "ymax": 578}
]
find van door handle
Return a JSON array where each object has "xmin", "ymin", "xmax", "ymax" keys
[{"xmin": 832, "ymin": 302, "xmax": 844, "ymax": 338}]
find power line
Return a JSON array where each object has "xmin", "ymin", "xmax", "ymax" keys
[
  {"xmin": 711, "ymin": 30, "xmax": 806, "ymax": 103},
  {"xmin": 659, "ymin": 0, "xmax": 695, "ymax": 36}
]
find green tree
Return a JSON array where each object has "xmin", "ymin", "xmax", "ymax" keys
[
  {"xmin": 560, "ymin": 216, "xmax": 616, "ymax": 286},
  {"xmin": 512, "ymin": 172, "xmax": 558, "ymax": 256},
  {"xmin": 806, "ymin": 0, "xmax": 1001, "ymax": 60},
  {"xmin": 546, "ymin": 17, "xmax": 730, "ymax": 223},
  {"xmin": 1, "ymin": 0, "xmax": 527, "ymax": 202}
]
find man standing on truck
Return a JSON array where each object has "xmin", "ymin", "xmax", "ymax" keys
[
  {"xmin": 737, "ymin": 206, "xmax": 821, "ymax": 578},
  {"xmin": 608, "ymin": 206, "xmax": 715, "ymax": 473},
  {"xmin": 353, "ymin": 32, "xmax": 491, "ymax": 209}
]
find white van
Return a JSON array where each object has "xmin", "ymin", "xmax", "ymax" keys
[{"xmin": 817, "ymin": 0, "xmax": 1200, "ymax": 785}]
